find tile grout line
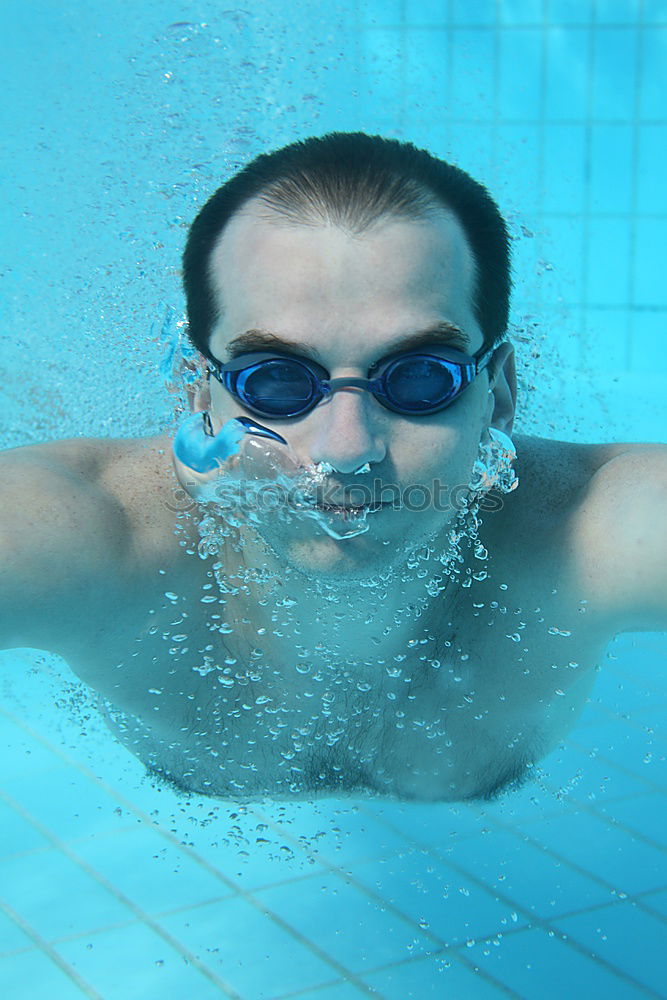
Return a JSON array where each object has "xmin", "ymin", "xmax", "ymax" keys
[
  {"xmin": 2, "ymin": 788, "xmax": 664, "ymax": 996},
  {"xmin": 566, "ymin": 736, "xmax": 667, "ymax": 802},
  {"xmin": 626, "ymin": 0, "xmax": 645, "ymax": 368},
  {"xmin": 474, "ymin": 803, "xmax": 667, "ymax": 924},
  {"xmin": 276, "ymin": 978, "xmax": 385, "ymax": 1000},
  {"xmin": 533, "ymin": 772, "xmax": 667, "ymax": 926},
  {"xmin": 578, "ymin": 694, "xmax": 667, "ymax": 726},
  {"xmin": 364, "ymin": 20, "xmax": 667, "ymax": 31},
  {"xmin": 10, "ymin": 702, "xmax": 594, "ymax": 992},
  {"xmin": 4, "ymin": 705, "xmax": 663, "ymax": 992},
  {"xmin": 0, "ymin": 787, "xmax": 244, "ymax": 999},
  {"xmin": 350, "ymin": 804, "xmax": 662, "ymax": 998},
  {"xmin": 597, "ymin": 665, "xmax": 667, "ymax": 696},
  {"xmin": 4, "ymin": 690, "xmax": 667, "ymax": 992},
  {"xmin": 0, "ymin": 912, "xmax": 164, "ymax": 960},
  {"xmin": 0, "ymin": 898, "xmax": 103, "ymax": 1000},
  {"xmin": 389, "ymin": 765, "xmax": 667, "ymax": 922},
  {"xmin": 0, "ymin": 715, "xmax": 378, "ymax": 995},
  {"xmin": 526, "ymin": 722, "xmax": 667, "ymax": 801},
  {"xmin": 1, "ymin": 7, "xmax": 665, "ymax": 998},
  {"xmin": 10, "ymin": 769, "xmax": 664, "ymax": 964},
  {"xmin": 248, "ymin": 800, "xmax": 519, "ymax": 999}
]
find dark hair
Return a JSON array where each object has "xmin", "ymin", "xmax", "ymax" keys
[{"xmin": 183, "ymin": 132, "xmax": 511, "ymax": 361}]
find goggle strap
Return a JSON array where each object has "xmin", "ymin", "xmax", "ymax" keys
[{"xmin": 475, "ymin": 345, "xmax": 497, "ymax": 373}]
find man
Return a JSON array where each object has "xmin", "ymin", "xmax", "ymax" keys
[{"xmin": 1, "ymin": 132, "xmax": 665, "ymax": 802}]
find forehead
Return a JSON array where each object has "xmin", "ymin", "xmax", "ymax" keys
[{"xmin": 207, "ymin": 199, "xmax": 480, "ymax": 358}]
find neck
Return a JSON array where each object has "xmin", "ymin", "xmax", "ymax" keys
[{"xmin": 200, "ymin": 506, "xmax": 484, "ymax": 668}]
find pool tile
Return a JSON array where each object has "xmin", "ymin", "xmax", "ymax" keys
[
  {"xmin": 263, "ymin": 803, "xmax": 412, "ymax": 867},
  {"xmin": 466, "ymin": 925, "xmax": 649, "ymax": 998},
  {"xmin": 596, "ymin": 793, "xmax": 667, "ymax": 850},
  {"xmin": 0, "ymin": 909, "xmax": 32, "ymax": 956},
  {"xmin": 519, "ymin": 745, "xmax": 594, "ymax": 798},
  {"xmin": 0, "ymin": 799, "xmax": 50, "ymax": 856},
  {"xmin": 2, "ymin": 716, "xmax": 67, "ymax": 780},
  {"xmin": 0, "ymin": 947, "xmax": 91, "ymax": 1000},
  {"xmin": 635, "ymin": 220, "xmax": 667, "ymax": 306},
  {"xmin": 149, "ymin": 800, "xmax": 327, "ymax": 889},
  {"xmin": 255, "ymin": 870, "xmax": 434, "ymax": 973},
  {"xmin": 404, "ymin": 0, "xmax": 448, "ymax": 26},
  {"xmin": 638, "ymin": 125, "xmax": 667, "ymax": 217},
  {"xmin": 589, "ymin": 130, "xmax": 634, "ymax": 217},
  {"xmin": 159, "ymin": 894, "xmax": 339, "ymax": 998},
  {"xmin": 483, "ymin": 780, "xmax": 571, "ymax": 826},
  {"xmin": 437, "ymin": 828, "xmax": 612, "ymax": 920},
  {"xmin": 604, "ymin": 634, "xmax": 667, "ymax": 681},
  {"xmin": 73, "ymin": 826, "xmax": 233, "ymax": 915},
  {"xmin": 181, "ymin": 798, "xmax": 411, "ymax": 887},
  {"xmin": 364, "ymin": 952, "xmax": 507, "ymax": 998},
  {"xmin": 499, "ymin": 34, "xmax": 543, "ymax": 124},
  {"xmin": 557, "ymin": 901, "xmax": 667, "ymax": 996},
  {"xmin": 55, "ymin": 921, "xmax": 228, "ymax": 1000},
  {"xmin": 640, "ymin": 23, "xmax": 667, "ymax": 118},
  {"xmin": 542, "ymin": 748, "xmax": 657, "ymax": 804},
  {"xmin": 351, "ymin": 850, "xmax": 527, "ymax": 946},
  {"xmin": 361, "ymin": 0, "xmax": 402, "ymax": 25},
  {"xmin": 641, "ymin": 889, "xmax": 667, "ymax": 920},
  {"xmin": 183, "ymin": 830, "xmax": 323, "ymax": 890},
  {"xmin": 545, "ymin": 25, "xmax": 591, "ymax": 120},
  {"xmin": 0, "ymin": 848, "xmax": 134, "ymax": 940},
  {"xmin": 569, "ymin": 729, "xmax": 667, "ymax": 793},
  {"xmin": 451, "ymin": 0, "xmax": 496, "ymax": 24},
  {"xmin": 523, "ymin": 810, "xmax": 667, "ymax": 895},
  {"xmin": 357, "ymin": 798, "xmax": 491, "ymax": 850},
  {"xmin": 572, "ymin": 714, "xmax": 657, "ymax": 750},
  {"xmin": 297, "ymin": 982, "xmax": 370, "ymax": 999},
  {"xmin": 1, "ymin": 767, "xmax": 128, "ymax": 842},
  {"xmin": 499, "ymin": 0, "xmax": 543, "ymax": 23}
]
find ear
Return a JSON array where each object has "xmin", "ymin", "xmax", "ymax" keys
[
  {"xmin": 487, "ymin": 341, "xmax": 517, "ymax": 436},
  {"xmin": 184, "ymin": 354, "xmax": 211, "ymax": 413}
]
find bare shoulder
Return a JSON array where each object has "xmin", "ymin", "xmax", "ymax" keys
[
  {"xmin": 77, "ymin": 432, "xmax": 189, "ymax": 565},
  {"xmin": 1, "ymin": 433, "xmax": 168, "ymax": 486},
  {"xmin": 0, "ymin": 433, "xmax": 193, "ymax": 653},
  {"xmin": 506, "ymin": 433, "xmax": 613, "ymax": 524},
  {"xmin": 510, "ymin": 433, "xmax": 665, "ymax": 517},
  {"xmin": 91, "ymin": 432, "xmax": 176, "ymax": 512},
  {"xmin": 0, "ymin": 432, "xmax": 184, "ymax": 567},
  {"xmin": 509, "ymin": 433, "xmax": 667, "ymax": 631}
]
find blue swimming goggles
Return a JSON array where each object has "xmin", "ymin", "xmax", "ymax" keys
[{"xmin": 207, "ymin": 344, "xmax": 495, "ymax": 420}]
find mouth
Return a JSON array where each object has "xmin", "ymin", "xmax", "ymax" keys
[{"xmin": 314, "ymin": 501, "xmax": 388, "ymax": 520}]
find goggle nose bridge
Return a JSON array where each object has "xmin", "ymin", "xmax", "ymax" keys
[{"xmin": 321, "ymin": 375, "xmax": 385, "ymax": 397}]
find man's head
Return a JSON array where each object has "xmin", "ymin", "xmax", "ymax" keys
[
  {"xmin": 183, "ymin": 132, "xmax": 512, "ymax": 364},
  {"xmin": 180, "ymin": 133, "xmax": 517, "ymax": 580}
]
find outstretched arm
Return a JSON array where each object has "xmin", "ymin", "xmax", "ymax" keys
[
  {"xmin": 0, "ymin": 441, "xmax": 130, "ymax": 655},
  {"xmin": 576, "ymin": 444, "xmax": 667, "ymax": 634}
]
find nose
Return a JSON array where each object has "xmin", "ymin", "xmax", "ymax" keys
[{"xmin": 307, "ymin": 386, "xmax": 387, "ymax": 474}]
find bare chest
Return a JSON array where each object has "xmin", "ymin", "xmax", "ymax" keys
[
  {"xmin": 92, "ymin": 568, "xmax": 606, "ymax": 802},
  {"xmin": 73, "ymin": 430, "xmax": 618, "ymax": 800}
]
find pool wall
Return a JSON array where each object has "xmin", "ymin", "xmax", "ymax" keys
[
  {"xmin": 1, "ymin": 2, "xmax": 666, "ymax": 998},
  {"xmin": 1, "ymin": 0, "xmax": 666, "ymax": 444}
]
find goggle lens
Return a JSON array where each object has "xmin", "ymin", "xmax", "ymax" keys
[
  {"xmin": 383, "ymin": 356, "xmax": 459, "ymax": 412},
  {"xmin": 238, "ymin": 359, "xmax": 317, "ymax": 416}
]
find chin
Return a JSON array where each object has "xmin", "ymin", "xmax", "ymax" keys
[
  {"xmin": 256, "ymin": 509, "xmax": 452, "ymax": 585},
  {"xmin": 285, "ymin": 537, "xmax": 387, "ymax": 584}
]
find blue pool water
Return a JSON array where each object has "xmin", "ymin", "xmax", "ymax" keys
[{"xmin": 1, "ymin": 1, "xmax": 666, "ymax": 997}]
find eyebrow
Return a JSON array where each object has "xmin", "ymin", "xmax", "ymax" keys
[{"xmin": 225, "ymin": 322, "xmax": 471, "ymax": 362}]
